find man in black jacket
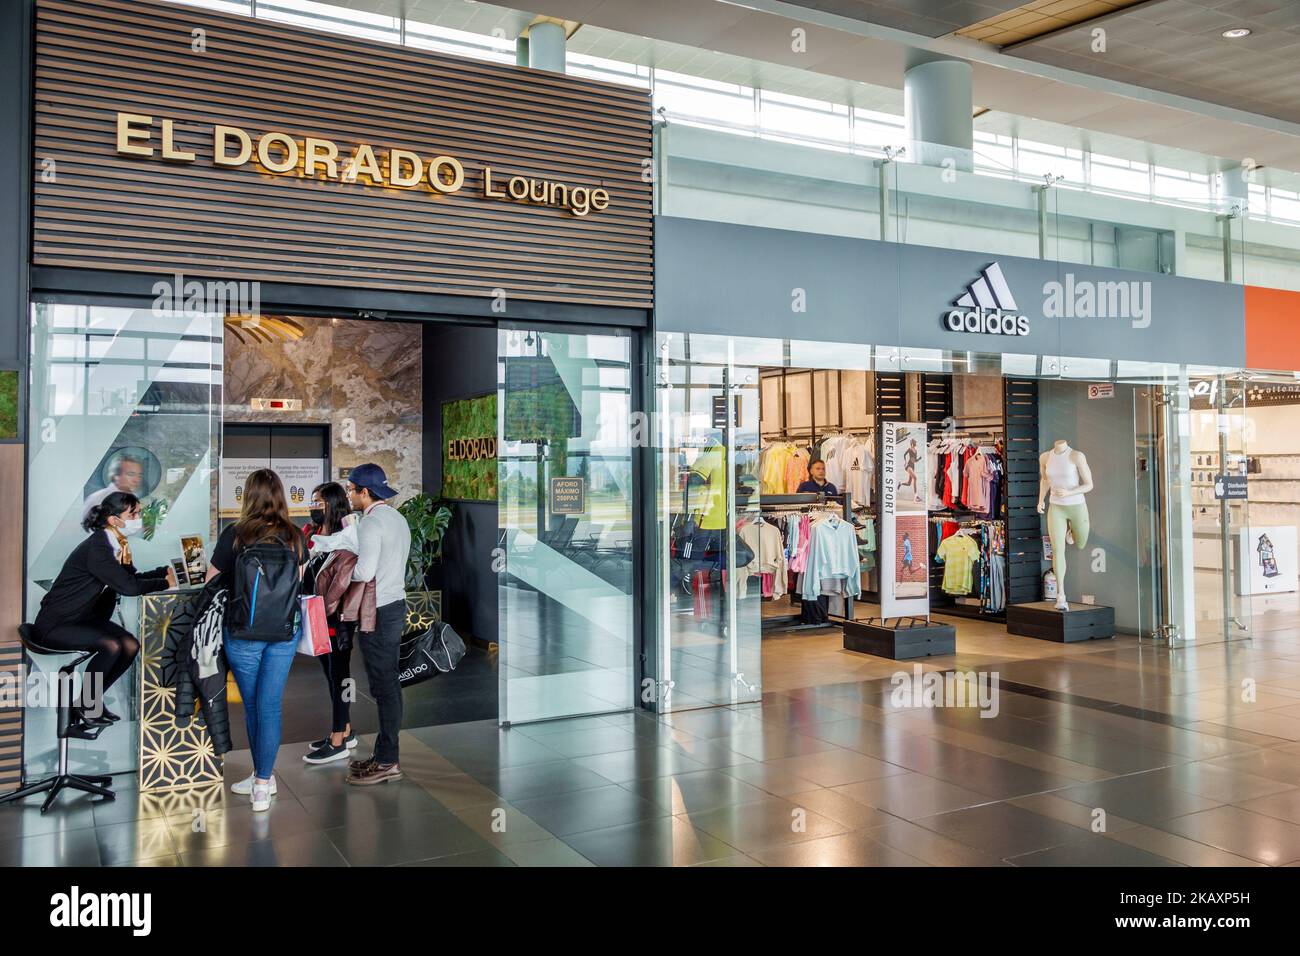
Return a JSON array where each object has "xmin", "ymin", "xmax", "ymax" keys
[{"xmin": 34, "ymin": 492, "xmax": 174, "ymax": 727}]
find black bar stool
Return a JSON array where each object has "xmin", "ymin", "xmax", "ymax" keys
[{"xmin": 0, "ymin": 624, "xmax": 116, "ymax": 813}]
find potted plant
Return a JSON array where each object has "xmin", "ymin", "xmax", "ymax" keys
[{"xmin": 398, "ymin": 492, "xmax": 453, "ymax": 592}]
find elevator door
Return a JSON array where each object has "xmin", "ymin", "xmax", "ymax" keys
[{"xmin": 220, "ymin": 423, "xmax": 330, "ymax": 529}]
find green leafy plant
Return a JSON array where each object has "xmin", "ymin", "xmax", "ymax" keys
[
  {"xmin": 398, "ymin": 493, "xmax": 453, "ymax": 590},
  {"xmin": 140, "ymin": 498, "xmax": 168, "ymax": 541}
]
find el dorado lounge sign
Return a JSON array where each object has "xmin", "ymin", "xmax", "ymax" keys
[{"xmin": 115, "ymin": 112, "xmax": 613, "ymax": 218}]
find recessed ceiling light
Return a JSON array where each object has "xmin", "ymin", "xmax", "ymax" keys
[{"xmin": 1222, "ymin": 28, "xmax": 1252, "ymax": 38}]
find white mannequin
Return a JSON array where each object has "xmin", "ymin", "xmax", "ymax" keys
[{"xmin": 1037, "ymin": 439, "xmax": 1093, "ymax": 611}]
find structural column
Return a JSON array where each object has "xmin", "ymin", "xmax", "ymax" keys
[
  {"xmin": 528, "ymin": 20, "xmax": 566, "ymax": 74},
  {"xmin": 903, "ymin": 50, "xmax": 973, "ymax": 171}
]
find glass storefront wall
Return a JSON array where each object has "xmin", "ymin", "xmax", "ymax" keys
[
  {"xmin": 25, "ymin": 301, "xmax": 222, "ymax": 775},
  {"xmin": 653, "ymin": 331, "xmax": 1251, "ymax": 712},
  {"xmin": 497, "ymin": 326, "xmax": 636, "ymax": 724}
]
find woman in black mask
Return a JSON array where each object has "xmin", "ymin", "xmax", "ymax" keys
[{"xmin": 301, "ymin": 482, "xmax": 359, "ymax": 764}]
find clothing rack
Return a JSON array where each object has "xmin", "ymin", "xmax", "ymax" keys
[{"xmin": 750, "ymin": 492, "xmax": 859, "ymax": 631}]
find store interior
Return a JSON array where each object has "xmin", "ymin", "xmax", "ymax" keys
[{"xmin": 665, "ymin": 356, "xmax": 1176, "ymax": 704}]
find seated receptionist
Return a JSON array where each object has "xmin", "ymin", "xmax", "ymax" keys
[{"xmin": 32, "ymin": 491, "xmax": 176, "ymax": 733}]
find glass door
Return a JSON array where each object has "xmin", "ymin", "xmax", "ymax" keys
[
  {"xmin": 1170, "ymin": 372, "xmax": 1254, "ymax": 643},
  {"xmin": 496, "ymin": 326, "xmax": 636, "ymax": 724},
  {"xmin": 655, "ymin": 332, "xmax": 763, "ymax": 712}
]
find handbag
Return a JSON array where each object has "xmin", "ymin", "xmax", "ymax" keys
[
  {"xmin": 296, "ymin": 595, "xmax": 331, "ymax": 656},
  {"xmin": 397, "ymin": 621, "xmax": 468, "ymax": 688}
]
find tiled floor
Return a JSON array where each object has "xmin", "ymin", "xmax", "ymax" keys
[{"xmin": 8, "ymin": 619, "xmax": 1300, "ymax": 866}]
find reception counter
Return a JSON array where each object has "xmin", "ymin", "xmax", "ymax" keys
[{"xmin": 136, "ymin": 589, "xmax": 441, "ymax": 794}]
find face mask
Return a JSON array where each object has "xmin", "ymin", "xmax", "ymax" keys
[
  {"xmin": 121, "ymin": 518, "xmax": 144, "ymax": 537},
  {"xmin": 309, "ymin": 509, "xmax": 326, "ymax": 527}
]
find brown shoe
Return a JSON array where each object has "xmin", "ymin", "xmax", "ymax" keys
[
  {"xmin": 347, "ymin": 756, "xmax": 376, "ymax": 773},
  {"xmin": 347, "ymin": 762, "xmax": 402, "ymax": 786}
]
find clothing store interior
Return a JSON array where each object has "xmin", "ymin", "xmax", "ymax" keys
[{"xmin": 663, "ymin": 350, "xmax": 1166, "ymax": 708}]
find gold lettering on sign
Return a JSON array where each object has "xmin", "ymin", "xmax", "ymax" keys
[
  {"xmin": 447, "ymin": 437, "xmax": 498, "ymax": 461},
  {"xmin": 116, "ymin": 112, "xmax": 153, "ymax": 156},
  {"xmin": 304, "ymin": 138, "xmax": 338, "ymax": 178},
  {"xmin": 349, "ymin": 144, "xmax": 384, "ymax": 184},
  {"xmin": 160, "ymin": 119, "xmax": 195, "ymax": 162},
  {"xmin": 213, "ymin": 125, "xmax": 252, "ymax": 166},
  {"xmin": 428, "ymin": 156, "xmax": 464, "ymax": 194},
  {"xmin": 258, "ymin": 132, "xmax": 299, "ymax": 173},
  {"xmin": 112, "ymin": 114, "xmax": 613, "ymax": 216},
  {"xmin": 389, "ymin": 148, "xmax": 423, "ymax": 188}
]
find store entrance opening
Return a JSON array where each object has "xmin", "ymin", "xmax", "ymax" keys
[{"xmin": 658, "ymin": 332, "xmax": 1166, "ymax": 715}]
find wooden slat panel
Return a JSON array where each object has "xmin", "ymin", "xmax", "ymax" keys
[
  {"xmin": 0, "ymin": 442, "xmax": 23, "ymax": 790},
  {"xmin": 32, "ymin": 0, "xmax": 654, "ymax": 309}
]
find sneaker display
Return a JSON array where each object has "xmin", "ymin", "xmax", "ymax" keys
[
  {"xmin": 231, "ymin": 774, "xmax": 277, "ymax": 796},
  {"xmin": 303, "ymin": 742, "xmax": 351, "ymax": 765},
  {"xmin": 346, "ymin": 762, "xmax": 402, "ymax": 786}
]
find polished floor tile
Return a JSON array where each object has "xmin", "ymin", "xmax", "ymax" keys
[
  {"xmin": 747, "ymin": 830, "xmax": 926, "ymax": 867},
  {"xmin": 563, "ymin": 815, "xmax": 739, "ymax": 867},
  {"xmin": 513, "ymin": 784, "xmax": 667, "ymax": 837},
  {"xmin": 763, "ymin": 748, "xmax": 908, "ymax": 788},
  {"xmin": 914, "ymin": 801, "xmax": 1093, "ymax": 859},
  {"xmin": 1156, "ymin": 805, "xmax": 1300, "ymax": 865},
  {"xmin": 1054, "ymin": 773, "xmax": 1225, "ymax": 827},
  {"xmin": 685, "ymin": 794, "xmax": 848, "ymax": 853},
  {"xmin": 620, "ymin": 769, "xmax": 772, "ymax": 816},
  {"xmin": 833, "ymin": 772, "xmax": 993, "ymax": 821},
  {"xmin": 182, "ymin": 830, "xmax": 350, "ymax": 867},
  {"xmin": 1007, "ymin": 836, "xmax": 1182, "ymax": 867},
  {"xmin": 323, "ymin": 811, "xmax": 490, "ymax": 866}
]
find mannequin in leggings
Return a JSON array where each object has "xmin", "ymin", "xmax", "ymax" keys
[
  {"xmin": 33, "ymin": 491, "xmax": 175, "ymax": 729},
  {"xmin": 1037, "ymin": 439, "xmax": 1094, "ymax": 611}
]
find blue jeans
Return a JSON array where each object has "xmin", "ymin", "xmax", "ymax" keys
[{"xmin": 225, "ymin": 636, "xmax": 298, "ymax": 780}]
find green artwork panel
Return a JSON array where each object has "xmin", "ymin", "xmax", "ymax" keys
[
  {"xmin": 443, "ymin": 394, "xmax": 497, "ymax": 500},
  {"xmin": 0, "ymin": 370, "xmax": 17, "ymax": 440}
]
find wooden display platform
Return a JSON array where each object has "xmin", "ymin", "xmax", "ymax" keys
[
  {"xmin": 1006, "ymin": 601, "xmax": 1115, "ymax": 643},
  {"xmin": 843, "ymin": 619, "xmax": 957, "ymax": 660}
]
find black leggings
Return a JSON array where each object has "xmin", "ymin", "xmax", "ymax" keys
[
  {"xmin": 318, "ymin": 641, "xmax": 353, "ymax": 735},
  {"xmin": 35, "ymin": 619, "xmax": 139, "ymax": 710}
]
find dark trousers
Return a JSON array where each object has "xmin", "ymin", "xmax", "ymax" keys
[
  {"xmin": 317, "ymin": 640, "xmax": 353, "ymax": 735},
  {"xmin": 34, "ymin": 619, "xmax": 139, "ymax": 711},
  {"xmin": 358, "ymin": 600, "xmax": 404, "ymax": 765}
]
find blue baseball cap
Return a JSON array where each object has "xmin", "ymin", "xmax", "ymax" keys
[{"xmin": 348, "ymin": 463, "xmax": 397, "ymax": 499}]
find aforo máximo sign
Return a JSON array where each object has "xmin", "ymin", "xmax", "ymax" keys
[{"xmin": 115, "ymin": 112, "xmax": 614, "ymax": 218}]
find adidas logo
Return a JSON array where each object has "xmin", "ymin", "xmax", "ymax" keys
[{"xmin": 945, "ymin": 262, "xmax": 1030, "ymax": 337}]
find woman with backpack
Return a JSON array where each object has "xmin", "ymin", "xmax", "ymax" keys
[
  {"xmin": 301, "ymin": 481, "xmax": 360, "ymax": 765},
  {"xmin": 207, "ymin": 468, "xmax": 307, "ymax": 812}
]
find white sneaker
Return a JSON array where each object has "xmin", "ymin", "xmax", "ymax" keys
[
  {"xmin": 231, "ymin": 773, "xmax": 277, "ymax": 796},
  {"xmin": 251, "ymin": 782, "xmax": 272, "ymax": 812}
]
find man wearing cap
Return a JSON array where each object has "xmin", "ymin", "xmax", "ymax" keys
[{"xmin": 343, "ymin": 463, "xmax": 412, "ymax": 786}]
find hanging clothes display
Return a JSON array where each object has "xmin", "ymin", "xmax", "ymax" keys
[
  {"xmin": 930, "ymin": 517, "xmax": 1006, "ymax": 613},
  {"xmin": 929, "ymin": 436, "xmax": 1004, "ymax": 519},
  {"xmin": 736, "ymin": 516, "xmax": 788, "ymax": 599},
  {"xmin": 758, "ymin": 441, "xmax": 812, "ymax": 494},
  {"xmin": 820, "ymin": 432, "xmax": 875, "ymax": 508},
  {"xmin": 799, "ymin": 513, "xmax": 863, "ymax": 600}
]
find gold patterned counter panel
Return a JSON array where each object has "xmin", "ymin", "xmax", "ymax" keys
[
  {"xmin": 138, "ymin": 589, "xmax": 441, "ymax": 793},
  {"xmin": 139, "ymin": 591, "xmax": 223, "ymax": 793}
]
